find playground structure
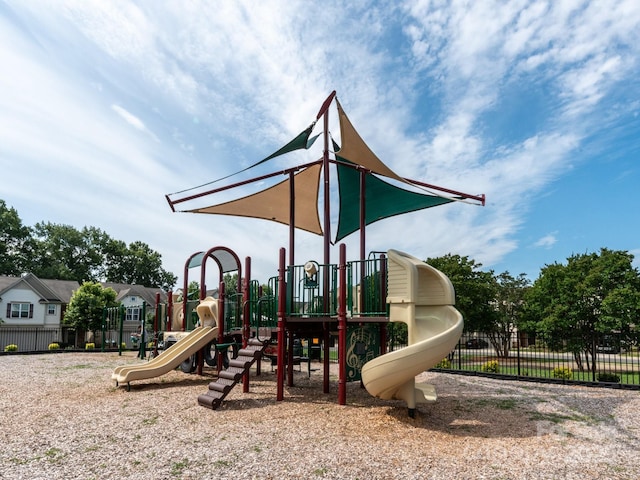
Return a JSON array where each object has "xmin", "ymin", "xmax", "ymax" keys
[
  {"xmin": 112, "ymin": 297, "xmax": 219, "ymax": 388},
  {"xmin": 361, "ymin": 249, "xmax": 463, "ymax": 417},
  {"xmin": 113, "ymin": 91, "xmax": 484, "ymax": 415}
]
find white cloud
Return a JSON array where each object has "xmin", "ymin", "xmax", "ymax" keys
[
  {"xmin": 533, "ymin": 233, "xmax": 558, "ymax": 249},
  {"xmin": 111, "ymin": 104, "xmax": 159, "ymax": 142},
  {"xmin": 2, "ymin": 0, "xmax": 639, "ymax": 285}
]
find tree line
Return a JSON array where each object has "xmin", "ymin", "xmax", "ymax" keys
[
  {"xmin": 430, "ymin": 249, "xmax": 640, "ymax": 372},
  {"xmin": 0, "ymin": 199, "xmax": 177, "ymax": 289},
  {"xmin": 4, "ymin": 198, "xmax": 639, "ymax": 371}
]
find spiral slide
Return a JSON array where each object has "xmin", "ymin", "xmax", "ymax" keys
[
  {"xmin": 361, "ymin": 250, "xmax": 463, "ymax": 416},
  {"xmin": 112, "ymin": 297, "xmax": 219, "ymax": 387}
]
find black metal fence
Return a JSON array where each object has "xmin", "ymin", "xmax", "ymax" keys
[
  {"xmin": 0, "ymin": 325, "xmax": 141, "ymax": 352},
  {"xmin": 432, "ymin": 332, "xmax": 640, "ymax": 389},
  {"xmin": 4, "ymin": 326, "xmax": 639, "ymax": 390},
  {"xmin": 0, "ymin": 326, "xmax": 69, "ymax": 352}
]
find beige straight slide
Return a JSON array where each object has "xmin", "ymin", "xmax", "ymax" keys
[{"xmin": 112, "ymin": 297, "xmax": 219, "ymax": 388}]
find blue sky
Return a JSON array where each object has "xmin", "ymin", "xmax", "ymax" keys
[{"xmin": 1, "ymin": 0, "xmax": 639, "ymax": 287}]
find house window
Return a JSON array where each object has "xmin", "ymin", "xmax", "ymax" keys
[
  {"xmin": 126, "ymin": 307, "xmax": 141, "ymax": 322},
  {"xmin": 130, "ymin": 296, "xmax": 137, "ymax": 303},
  {"xmin": 7, "ymin": 303, "xmax": 33, "ymax": 319},
  {"xmin": 47, "ymin": 304, "xmax": 56, "ymax": 315}
]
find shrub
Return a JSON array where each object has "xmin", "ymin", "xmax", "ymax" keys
[
  {"xmin": 552, "ymin": 366, "xmax": 573, "ymax": 380},
  {"xmin": 481, "ymin": 360, "xmax": 499, "ymax": 373},
  {"xmin": 434, "ymin": 358, "xmax": 451, "ymax": 369},
  {"xmin": 4, "ymin": 344, "xmax": 18, "ymax": 352},
  {"xmin": 85, "ymin": 342, "xmax": 95, "ymax": 350},
  {"xmin": 597, "ymin": 372, "xmax": 620, "ymax": 383},
  {"xmin": 48, "ymin": 343, "xmax": 60, "ymax": 350},
  {"xmin": 121, "ymin": 342, "xmax": 127, "ymax": 350}
]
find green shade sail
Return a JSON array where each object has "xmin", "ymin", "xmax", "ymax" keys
[
  {"xmin": 335, "ymin": 155, "xmax": 454, "ymax": 242},
  {"xmin": 167, "ymin": 124, "xmax": 319, "ymax": 200}
]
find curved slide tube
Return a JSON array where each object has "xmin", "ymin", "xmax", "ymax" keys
[
  {"xmin": 361, "ymin": 249, "xmax": 463, "ymax": 416},
  {"xmin": 112, "ymin": 297, "xmax": 219, "ymax": 387}
]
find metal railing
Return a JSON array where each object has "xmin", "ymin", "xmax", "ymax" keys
[
  {"xmin": 1, "ymin": 326, "xmax": 68, "ymax": 352},
  {"xmin": 286, "ymin": 262, "xmax": 338, "ymax": 317},
  {"xmin": 432, "ymin": 333, "xmax": 640, "ymax": 389}
]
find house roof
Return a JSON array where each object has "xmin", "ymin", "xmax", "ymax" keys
[
  {"xmin": 0, "ymin": 274, "xmax": 80, "ymax": 303},
  {"xmin": 101, "ymin": 282, "xmax": 168, "ymax": 306},
  {"xmin": 39, "ymin": 279, "xmax": 79, "ymax": 302},
  {"xmin": 0, "ymin": 274, "xmax": 167, "ymax": 307}
]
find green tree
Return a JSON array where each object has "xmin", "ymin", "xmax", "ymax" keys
[
  {"xmin": 185, "ymin": 280, "xmax": 200, "ymax": 300},
  {"xmin": 0, "ymin": 200, "xmax": 177, "ymax": 288},
  {"xmin": 260, "ymin": 283, "xmax": 273, "ymax": 296},
  {"xmin": 64, "ymin": 282, "xmax": 118, "ymax": 341},
  {"xmin": 0, "ymin": 200, "xmax": 31, "ymax": 275},
  {"xmin": 490, "ymin": 272, "xmax": 530, "ymax": 357},
  {"xmin": 523, "ymin": 248, "xmax": 640, "ymax": 371},
  {"xmin": 29, "ymin": 223, "xmax": 106, "ymax": 282},
  {"xmin": 223, "ymin": 272, "xmax": 239, "ymax": 296},
  {"xmin": 426, "ymin": 254, "xmax": 499, "ymax": 333},
  {"xmin": 106, "ymin": 240, "xmax": 177, "ymax": 289}
]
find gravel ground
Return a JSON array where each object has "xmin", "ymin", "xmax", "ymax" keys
[{"xmin": 0, "ymin": 352, "xmax": 639, "ymax": 480}]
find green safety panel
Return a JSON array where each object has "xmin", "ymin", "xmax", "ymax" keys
[
  {"xmin": 346, "ymin": 324, "xmax": 380, "ymax": 382},
  {"xmin": 335, "ymin": 156, "xmax": 454, "ymax": 242}
]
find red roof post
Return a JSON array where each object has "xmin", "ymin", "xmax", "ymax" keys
[
  {"xmin": 276, "ymin": 248, "xmax": 286, "ymax": 401},
  {"xmin": 338, "ymin": 243, "xmax": 347, "ymax": 405}
]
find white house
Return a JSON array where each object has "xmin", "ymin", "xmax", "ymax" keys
[
  {"xmin": 0, "ymin": 274, "xmax": 168, "ymax": 350},
  {"xmin": 0, "ymin": 274, "xmax": 78, "ymax": 327}
]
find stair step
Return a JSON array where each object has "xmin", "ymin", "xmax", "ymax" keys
[
  {"xmin": 229, "ymin": 357, "xmax": 253, "ymax": 369},
  {"xmin": 218, "ymin": 368, "xmax": 245, "ymax": 381},
  {"xmin": 208, "ymin": 382, "xmax": 232, "ymax": 394},
  {"xmin": 237, "ymin": 348, "xmax": 262, "ymax": 358},
  {"xmin": 197, "ymin": 340, "xmax": 268, "ymax": 410},
  {"xmin": 198, "ymin": 392, "xmax": 223, "ymax": 409},
  {"xmin": 216, "ymin": 377, "xmax": 235, "ymax": 386},
  {"xmin": 207, "ymin": 377, "xmax": 235, "ymax": 390}
]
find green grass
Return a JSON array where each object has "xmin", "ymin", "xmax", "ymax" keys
[
  {"xmin": 435, "ymin": 361, "xmax": 640, "ymax": 385},
  {"xmin": 142, "ymin": 415, "xmax": 159, "ymax": 426},
  {"xmin": 171, "ymin": 459, "xmax": 189, "ymax": 476}
]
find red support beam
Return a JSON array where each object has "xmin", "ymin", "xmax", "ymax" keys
[
  {"xmin": 276, "ymin": 248, "xmax": 286, "ymax": 401},
  {"xmin": 242, "ymin": 256, "xmax": 251, "ymax": 393},
  {"xmin": 338, "ymin": 243, "xmax": 347, "ymax": 405}
]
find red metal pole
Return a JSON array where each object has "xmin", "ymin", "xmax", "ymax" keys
[
  {"xmin": 359, "ymin": 170, "xmax": 366, "ymax": 313},
  {"xmin": 242, "ymin": 256, "xmax": 251, "ymax": 392},
  {"xmin": 217, "ymin": 282, "xmax": 225, "ymax": 372},
  {"xmin": 167, "ymin": 290, "xmax": 173, "ymax": 332},
  {"xmin": 322, "ymin": 91, "xmax": 332, "ymax": 394},
  {"xmin": 276, "ymin": 248, "xmax": 286, "ymax": 401},
  {"xmin": 403, "ymin": 177, "xmax": 485, "ymax": 205},
  {"xmin": 154, "ymin": 292, "xmax": 160, "ymax": 357},
  {"xmin": 182, "ymin": 259, "xmax": 190, "ymax": 332},
  {"xmin": 338, "ymin": 243, "xmax": 347, "ymax": 405},
  {"xmin": 289, "ymin": 171, "xmax": 295, "ymax": 267},
  {"xmin": 316, "ymin": 91, "xmax": 336, "ymax": 120},
  {"xmin": 380, "ymin": 254, "xmax": 387, "ymax": 355},
  {"xmin": 167, "ymin": 160, "xmax": 321, "ymax": 208}
]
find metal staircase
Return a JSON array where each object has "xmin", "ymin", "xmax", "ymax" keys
[{"xmin": 197, "ymin": 338, "xmax": 267, "ymax": 410}]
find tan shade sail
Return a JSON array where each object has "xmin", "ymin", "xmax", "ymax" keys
[
  {"xmin": 336, "ymin": 99, "xmax": 405, "ymax": 182},
  {"xmin": 187, "ymin": 163, "xmax": 323, "ymax": 235}
]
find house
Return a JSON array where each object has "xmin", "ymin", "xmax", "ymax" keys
[
  {"xmin": 0, "ymin": 274, "xmax": 79, "ymax": 350},
  {"xmin": 0, "ymin": 274, "xmax": 78, "ymax": 327},
  {"xmin": 0, "ymin": 274, "xmax": 168, "ymax": 350},
  {"xmin": 101, "ymin": 282, "xmax": 168, "ymax": 323}
]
